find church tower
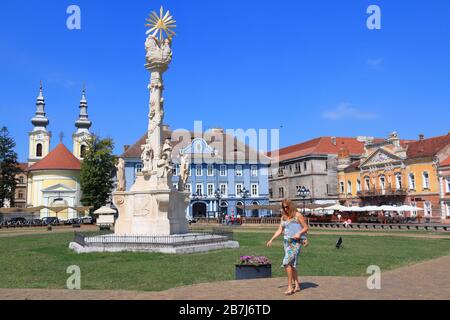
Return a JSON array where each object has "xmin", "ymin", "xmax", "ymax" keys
[
  {"xmin": 29, "ymin": 81, "xmax": 51, "ymax": 165},
  {"xmin": 73, "ymin": 85, "xmax": 92, "ymax": 159}
]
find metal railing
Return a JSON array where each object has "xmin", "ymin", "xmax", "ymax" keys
[{"xmin": 73, "ymin": 228, "xmax": 234, "ymax": 248}]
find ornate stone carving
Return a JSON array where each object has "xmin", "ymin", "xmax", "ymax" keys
[
  {"xmin": 178, "ymin": 153, "xmax": 190, "ymax": 191},
  {"xmin": 157, "ymin": 139, "xmax": 173, "ymax": 179},
  {"xmin": 116, "ymin": 158, "xmax": 126, "ymax": 191},
  {"xmin": 141, "ymin": 142, "xmax": 154, "ymax": 173}
]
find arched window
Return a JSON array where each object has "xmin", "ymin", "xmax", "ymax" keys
[
  {"xmin": 80, "ymin": 145, "xmax": 87, "ymax": 159},
  {"xmin": 36, "ymin": 143, "xmax": 43, "ymax": 157}
]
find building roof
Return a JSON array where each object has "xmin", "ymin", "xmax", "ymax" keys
[
  {"xmin": 406, "ymin": 134, "xmax": 450, "ymax": 159},
  {"xmin": 440, "ymin": 156, "xmax": 450, "ymax": 167},
  {"xmin": 269, "ymin": 137, "xmax": 373, "ymax": 162},
  {"xmin": 344, "ymin": 160, "xmax": 361, "ymax": 173},
  {"xmin": 120, "ymin": 130, "xmax": 271, "ymax": 164},
  {"xmin": 18, "ymin": 163, "xmax": 29, "ymax": 172},
  {"xmin": 29, "ymin": 143, "xmax": 81, "ymax": 171}
]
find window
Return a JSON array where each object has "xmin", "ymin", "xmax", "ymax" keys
[
  {"xmin": 18, "ymin": 176, "xmax": 24, "ymax": 184},
  {"xmin": 347, "ymin": 181, "xmax": 352, "ymax": 195},
  {"xmin": 196, "ymin": 165, "xmax": 203, "ymax": 177},
  {"xmin": 207, "ymin": 165, "xmax": 214, "ymax": 177},
  {"xmin": 251, "ymin": 183, "xmax": 259, "ymax": 197},
  {"xmin": 380, "ymin": 176, "xmax": 386, "ymax": 192},
  {"xmin": 135, "ymin": 163, "xmax": 143, "ymax": 173},
  {"xmin": 236, "ymin": 184, "xmax": 243, "ymax": 197},
  {"xmin": 304, "ymin": 162, "xmax": 307, "ymax": 171},
  {"xmin": 365, "ymin": 177, "xmax": 371, "ymax": 191},
  {"xmin": 396, "ymin": 174, "xmax": 403, "ymax": 190},
  {"xmin": 251, "ymin": 165, "xmax": 258, "ymax": 177},
  {"xmin": 80, "ymin": 145, "xmax": 87, "ymax": 159},
  {"xmin": 294, "ymin": 162, "xmax": 301, "ymax": 173},
  {"xmin": 207, "ymin": 184, "xmax": 214, "ymax": 197},
  {"xmin": 173, "ymin": 164, "xmax": 179, "ymax": 176},
  {"xmin": 278, "ymin": 167, "xmax": 285, "ymax": 177},
  {"xmin": 357, "ymin": 179, "xmax": 361, "ymax": 192},
  {"xmin": 195, "ymin": 184, "xmax": 203, "ymax": 196},
  {"xmin": 339, "ymin": 181, "xmax": 345, "ymax": 194},
  {"xmin": 446, "ymin": 178, "xmax": 450, "ymax": 193},
  {"xmin": 409, "ymin": 174, "xmax": 416, "ymax": 190},
  {"xmin": 220, "ymin": 165, "xmax": 227, "ymax": 176},
  {"xmin": 18, "ymin": 191, "xmax": 24, "ymax": 200},
  {"xmin": 36, "ymin": 143, "xmax": 43, "ymax": 157},
  {"xmin": 279, "ymin": 187, "xmax": 285, "ymax": 198},
  {"xmin": 269, "ymin": 188, "xmax": 273, "ymax": 198},
  {"xmin": 173, "ymin": 184, "xmax": 178, "ymax": 190},
  {"xmin": 424, "ymin": 201, "xmax": 432, "ymax": 217},
  {"xmin": 236, "ymin": 165, "xmax": 243, "ymax": 177},
  {"xmin": 220, "ymin": 183, "xmax": 228, "ymax": 196},
  {"xmin": 422, "ymin": 172, "xmax": 430, "ymax": 189},
  {"xmin": 185, "ymin": 184, "xmax": 191, "ymax": 194}
]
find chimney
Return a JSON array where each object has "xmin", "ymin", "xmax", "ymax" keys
[
  {"xmin": 331, "ymin": 137, "xmax": 337, "ymax": 146},
  {"xmin": 419, "ymin": 134, "xmax": 425, "ymax": 141}
]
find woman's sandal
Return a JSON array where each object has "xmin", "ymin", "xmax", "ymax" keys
[{"xmin": 284, "ymin": 288, "xmax": 295, "ymax": 296}]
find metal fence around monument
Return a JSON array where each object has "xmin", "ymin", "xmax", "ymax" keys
[{"xmin": 73, "ymin": 228, "xmax": 234, "ymax": 248}]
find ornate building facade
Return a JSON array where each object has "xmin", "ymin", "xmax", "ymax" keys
[
  {"xmin": 438, "ymin": 156, "xmax": 450, "ymax": 223},
  {"xmin": 120, "ymin": 128, "xmax": 271, "ymax": 218},
  {"xmin": 338, "ymin": 132, "xmax": 450, "ymax": 223},
  {"xmin": 268, "ymin": 136, "xmax": 377, "ymax": 208},
  {"xmin": 24, "ymin": 83, "xmax": 93, "ymax": 220}
]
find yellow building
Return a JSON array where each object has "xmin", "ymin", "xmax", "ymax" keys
[
  {"xmin": 338, "ymin": 132, "xmax": 450, "ymax": 223},
  {"xmin": 25, "ymin": 83, "xmax": 93, "ymax": 220}
]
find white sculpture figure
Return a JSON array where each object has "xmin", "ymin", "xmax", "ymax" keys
[
  {"xmin": 141, "ymin": 143, "xmax": 154, "ymax": 173},
  {"xmin": 157, "ymin": 139, "xmax": 173, "ymax": 179},
  {"xmin": 178, "ymin": 153, "xmax": 190, "ymax": 191},
  {"xmin": 116, "ymin": 158, "xmax": 126, "ymax": 191}
]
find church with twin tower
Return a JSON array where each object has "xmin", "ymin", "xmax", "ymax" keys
[{"xmin": 26, "ymin": 82, "xmax": 93, "ymax": 220}]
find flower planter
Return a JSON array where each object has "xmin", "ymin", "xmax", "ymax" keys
[{"xmin": 235, "ymin": 264, "xmax": 272, "ymax": 280}]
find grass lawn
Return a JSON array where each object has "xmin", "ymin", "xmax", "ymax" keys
[{"xmin": 0, "ymin": 231, "xmax": 449, "ymax": 292}]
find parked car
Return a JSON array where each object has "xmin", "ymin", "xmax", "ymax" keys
[
  {"xmin": 9, "ymin": 217, "xmax": 28, "ymax": 226},
  {"xmin": 81, "ymin": 216, "xmax": 95, "ymax": 224},
  {"xmin": 42, "ymin": 217, "xmax": 60, "ymax": 226},
  {"xmin": 30, "ymin": 219, "xmax": 44, "ymax": 226}
]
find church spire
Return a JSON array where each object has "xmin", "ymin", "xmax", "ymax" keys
[
  {"xmin": 75, "ymin": 84, "xmax": 92, "ymax": 133},
  {"xmin": 31, "ymin": 81, "xmax": 50, "ymax": 131}
]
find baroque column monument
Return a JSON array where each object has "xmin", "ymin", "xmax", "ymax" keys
[
  {"xmin": 113, "ymin": 7, "xmax": 189, "ymax": 236},
  {"xmin": 70, "ymin": 7, "xmax": 239, "ymax": 254}
]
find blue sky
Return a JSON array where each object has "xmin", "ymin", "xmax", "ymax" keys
[{"xmin": 1, "ymin": 0, "xmax": 449, "ymax": 162}]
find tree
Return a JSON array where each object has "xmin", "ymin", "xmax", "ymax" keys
[
  {"xmin": 0, "ymin": 127, "xmax": 20, "ymax": 208},
  {"xmin": 80, "ymin": 135, "xmax": 117, "ymax": 212}
]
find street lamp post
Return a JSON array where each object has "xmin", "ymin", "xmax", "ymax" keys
[
  {"xmin": 297, "ymin": 186, "xmax": 311, "ymax": 216},
  {"xmin": 214, "ymin": 188, "xmax": 222, "ymax": 221},
  {"xmin": 240, "ymin": 187, "xmax": 250, "ymax": 218}
]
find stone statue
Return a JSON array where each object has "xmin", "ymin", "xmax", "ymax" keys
[
  {"xmin": 178, "ymin": 153, "xmax": 190, "ymax": 191},
  {"xmin": 145, "ymin": 35, "xmax": 172, "ymax": 67},
  {"xmin": 116, "ymin": 158, "xmax": 126, "ymax": 191},
  {"xmin": 157, "ymin": 139, "xmax": 173, "ymax": 179},
  {"xmin": 141, "ymin": 142, "xmax": 154, "ymax": 173}
]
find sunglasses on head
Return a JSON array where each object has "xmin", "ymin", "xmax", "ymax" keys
[{"xmin": 282, "ymin": 206, "xmax": 289, "ymax": 210}]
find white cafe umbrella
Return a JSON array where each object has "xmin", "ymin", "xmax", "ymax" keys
[
  {"xmin": 324, "ymin": 204, "xmax": 348, "ymax": 212},
  {"xmin": 94, "ymin": 206, "xmax": 117, "ymax": 215},
  {"xmin": 380, "ymin": 205, "xmax": 400, "ymax": 212},
  {"xmin": 397, "ymin": 205, "xmax": 424, "ymax": 212}
]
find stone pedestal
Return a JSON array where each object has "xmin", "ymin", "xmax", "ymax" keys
[{"xmin": 113, "ymin": 173, "xmax": 190, "ymax": 236}]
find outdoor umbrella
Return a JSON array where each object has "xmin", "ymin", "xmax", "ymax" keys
[
  {"xmin": 379, "ymin": 205, "xmax": 400, "ymax": 212},
  {"xmin": 397, "ymin": 205, "xmax": 424, "ymax": 212},
  {"xmin": 324, "ymin": 204, "xmax": 348, "ymax": 212},
  {"xmin": 94, "ymin": 206, "xmax": 116, "ymax": 215}
]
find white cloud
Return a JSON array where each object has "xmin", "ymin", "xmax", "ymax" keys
[
  {"xmin": 322, "ymin": 103, "xmax": 378, "ymax": 120},
  {"xmin": 367, "ymin": 58, "xmax": 383, "ymax": 68}
]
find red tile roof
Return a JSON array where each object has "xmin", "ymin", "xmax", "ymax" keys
[
  {"xmin": 269, "ymin": 137, "xmax": 371, "ymax": 162},
  {"xmin": 29, "ymin": 144, "xmax": 81, "ymax": 171},
  {"xmin": 406, "ymin": 134, "xmax": 450, "ymax": 159},
  {"xmin": 18, "ymin": 163, "xmax": 29, "ymax": 172}
]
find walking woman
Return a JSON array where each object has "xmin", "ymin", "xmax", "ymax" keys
[{"xmin": 267, "ymin": 199, "xmax": 309, "ymax": 295}]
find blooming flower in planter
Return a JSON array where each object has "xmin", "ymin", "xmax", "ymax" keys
[{"xmin": 238, "ymin": 255, "xmax": 271, "ymax": 266}]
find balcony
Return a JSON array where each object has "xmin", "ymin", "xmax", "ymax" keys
[{"xmin": 357, "ymin": 188, "xmax": 408, "ymax": 198}]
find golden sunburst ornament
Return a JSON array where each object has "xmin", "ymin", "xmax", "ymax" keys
[{"xmin": 145, "ymin": 6, "xmax": 176, "ymax": 42}]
